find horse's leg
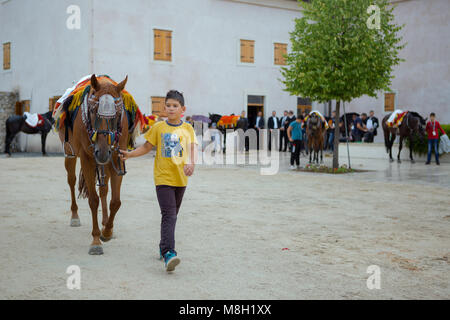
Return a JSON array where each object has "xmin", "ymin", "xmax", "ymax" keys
[
  {"xmin": 99, "ymin": 176, "xmax": 110, "ymax": 227},
  {"xmin": 5, "ymin": 129, "xmax": 15, "ymax": 156},
  {"xmin": 65, "ymin": 157, "xmax": 80, "ymax": 227},
  {"xmin": 408, "ymin": 133, "xmax": 415, "ymax": 163},
  {"xmin": 389, "ymin": 133, "xmax": 395, "ymax": 162},
  {"xmin": 41, "ymin": 132, "xmax": 48, "ymax": 156},
  {"xmin": 309, "ymin": 142, "xmax": 312, "ymax": 164},
  {"xmin": 101, "ymin": 170, "xmax": 122, "ymax": 242},
  {"xmin": 397, "ymin": 136, "xmax": 403, "ymax": 163},
  {"xmin": 80, "ymin": 154, "xmax": 103, "ymax": 255}
]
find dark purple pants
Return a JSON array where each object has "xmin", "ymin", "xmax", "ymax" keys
[{"xmin": 156, "ymin": 185, "xmax": 186, "ymax": 256}]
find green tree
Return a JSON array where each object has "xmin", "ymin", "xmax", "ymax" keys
[{"xmin": 281, "ymin": 0, "xmax": 405, "ymax": 169}]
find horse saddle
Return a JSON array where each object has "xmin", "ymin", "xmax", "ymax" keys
[{"xmin": 24, "ymin": 112, "xmax": 45, "ymax": 128}]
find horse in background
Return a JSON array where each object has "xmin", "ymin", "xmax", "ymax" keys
[
  {"xmin": 382, "ymin": 111, "xmax": 427, "ymax": 163},
  {"xmin": 306, "ymin": 112, "xmax": 326, "ymax": 164},
  {"xmin": 4, "ymin": 111, "xmax": 54, "ymax": 156}
]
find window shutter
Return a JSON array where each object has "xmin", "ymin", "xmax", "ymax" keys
[
  {"xmin": 274, "ymin": 43, "xmax": 287, "ymax": 65},
  {"xmin": 240, "ymin": 40, "xmax": 254, "ymax": 63},
  {"xmin": 23, "ymin": 100, "xmax": 30, "ymax": 113},
  {"xmin": 384, "ymin": 93, "xmax": 395, "ymax": 112},
  {"xmin": 151, "ymin": 97, "xmax": 167, "ymax": 117},
  {"xmin": 154, "ymin": 30, "xmax": 163, "ymax": 61},
  {"xmin": 15, "ymin": 101, "xmax": 23, "ymax": 115},
  {"xmin": 49, "ymin": 96, "xmax": 61, "ymax": 112},
  {"xmin": 3, "ymin": 42, "xmax": 11, "ymax": 70},
  {"xmin": 154, "ymin": 29, "xmax": 172, "ymax": 62},
  {"xmin": 164, "ymin": 31, "xmax": 172, "ymax": 61}
]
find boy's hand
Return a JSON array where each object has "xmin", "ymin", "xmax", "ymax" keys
[
  {"xmin": 119, "ymin": 149, "xmax": 131, "ymax": 161},
  {"xmin": 184, "ymin": 164, "xmax": 195, "ymax": 177}
]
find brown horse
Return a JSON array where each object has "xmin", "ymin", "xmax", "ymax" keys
[
  {"xmin": 382, "ymin": 111, "xmax": 427, "ymax": 163},
  {"xmin": 306, "ymin": 113, "xmax": 326, "ymax": 164},
  {"xmin": 57, "ymin": 74, "xmax": 132, "ymax": 255}
]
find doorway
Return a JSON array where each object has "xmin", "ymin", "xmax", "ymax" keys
[{"xmin": 247, "ymin": 95, "xmax": 265, "ymax": 128}]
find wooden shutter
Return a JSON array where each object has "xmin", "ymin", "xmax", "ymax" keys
[
  {"xmin": 22, "ymin": 100, "xmax": 30, "ymax": 113},
  {"xmin": 49, "ymin": 96, "xmax": 61, "ymax": 112},
  {"xmin": 151, "ymin": 97, "xmax": 167, "ymax": 117},
  {"xmin": 240, "ymin": 39, "xmax": 254, "ymax": 63},
  {"xmin": 3, "ymin": 42, "xmax": 11, "ymax": 70},
  {"xmin": 384, "ymin": 93, "xmax": 395, "ymax": 112},
  {"xmin": 154, "ymin": 29, "xmax": 172, "ymax": 62},
  {"xmin": 15, "ymin": 101, "xmax": 23, "ymax": 115},
  {"xmin": 274, "ymin": 43, "xmax": 287, "ymax": 65}
]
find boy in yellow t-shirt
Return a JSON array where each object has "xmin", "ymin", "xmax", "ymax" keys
[{"xmin": 120, "ymin": 90, "xmax": 198, "ymax": 272}]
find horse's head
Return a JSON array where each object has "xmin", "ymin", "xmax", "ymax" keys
[
  {"xmin": 308, "ymin": 113, "xmax": 320, "ymax": 131},
  {"xmin": 409, "ymin": 112, "xmax": 427, "ymax": 140},
  {"xmin": 87, "ymin": 74, "xmax": 127, "ymax": 165}
]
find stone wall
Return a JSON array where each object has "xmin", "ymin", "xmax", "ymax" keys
[{"xmin": 0, "ymin": 92, "xmax": 18, "ymax": 153}]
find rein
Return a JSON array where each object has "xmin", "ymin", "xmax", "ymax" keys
[{"xmin": 82, "ymin": 91, "xmax": 127, "ymax": 186}]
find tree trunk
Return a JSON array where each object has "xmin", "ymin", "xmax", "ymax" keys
[{"xmin": 333, "ymin": 100, "xmax": 340, "ymax": 169}]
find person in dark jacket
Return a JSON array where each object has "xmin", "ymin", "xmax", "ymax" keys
[
  {"xmin": 268, "ymin": 111, "xmax": 280, "ymax": 151},
  {"xmin": 236, "ymin": 110, "xmax": 249, "ymax": 151}
]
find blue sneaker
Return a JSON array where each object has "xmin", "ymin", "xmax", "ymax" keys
[{"xmin": 163, "ymin": 250, "xmax": 180, "ymax": 272}]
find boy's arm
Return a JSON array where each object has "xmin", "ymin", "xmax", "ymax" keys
[
  {"xmin": 287, "ymin": 125, "xmax": 293, "ymax": 141},
  {"xmin": 119, "ymin": 141, "xmax": 153, "ymax": 160}
]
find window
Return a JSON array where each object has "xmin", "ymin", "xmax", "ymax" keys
[
  {"xmin": 15, "ymin": 100, "xmax": 30, "ymax": 115},
  {"xmin": 49, "ymin": 96, "xmax": 61, "ymax": 112},
  {"xmin": 297, "ymin": 97, "xmax": 312, "ymax": 116},
  {"xmin": 384, "ymin": 92, "xmax": 395, "ymax": 112},
  {"xmin": 153, "ymin": 29, "xmax": 172, "ymax": 62},
  {"xmin": 3, "ymin": 42, "xmax": 11, "ymax": 70},
  {"xmin": 240, "ymin": 39, "xmax": 254, "ymax": 63},
  {"xmin": 274, "ymin": 43, "xmax": 287, "ymax": 65},
  {"xmin": 151, "ymin": 96, "xmax": 167, "ymax": 117}
]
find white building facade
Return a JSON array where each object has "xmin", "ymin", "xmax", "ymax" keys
[{"xmin": 1, "ymin": 0, "xmax": 449, "ymax": 150}]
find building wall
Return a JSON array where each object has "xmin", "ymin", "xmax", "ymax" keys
[
  {"xmin": 347, "ymin": 0, "xmax": 450, "ymax": 142},
  {"xmin": 0, "ymin": 91, "xmax": 17, "ymax": 152}
]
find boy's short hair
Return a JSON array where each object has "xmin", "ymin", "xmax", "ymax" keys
[
  {"xmin": 297, "ymin": 115, "xmax": 303, "ymax": 120},
  {"xmin": 430, "ymin": 112, "xmax": 436, "ymax": 117},
  {"xmin": 166, "ymin": 90, "xmax": 185, "ymax": 106}
]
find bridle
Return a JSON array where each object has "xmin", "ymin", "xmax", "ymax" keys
[{"xmin": 82, "ymin": 90, "xmax": 127, "ymax": 186}]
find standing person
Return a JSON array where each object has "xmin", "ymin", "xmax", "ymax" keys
[
  {"xmin": 301, "ymin": 112, "xmax": 308, "ymax": 155},
  {"xmin": 351, "ymin": 113, "xmax": 368, "ymax": 142},
  {"xmin": 119, "ymin": 90, "xmax": 198, "ymax": 272},
  {"xmin": 279, "ymin": 110, "xmax": 289, "ymax": 152},
  {"xmin": 287, "ymin": 115, "xmax": 303, "ymax": 170},
  {"xmin": 268, "ymin": 111, "xmax": 280, "ymax": 151},
  {"xmin": 236, "ymin": 110, "xmax": 249, "ymax": 152},
  {"xmin": 254, "ymin": 111, "xmax": 265, "ymax": 150},
  {"xmin": 185, "ymin": 116, "xmax": 193, "ymax": 125},
  {"xmin": 286, "ymin": 110, "xmax": 296, "ymax": 152},
  {"xmin": 425, "ymin": 112, "xmax": 446, "ymax": 165},
  {"xmin": 364, "ymin": 110, "xmax": 379, "ymax": 143},
  {"xmin": 327, "ymin": 111, "xmax": 336, "ymax": 152}
]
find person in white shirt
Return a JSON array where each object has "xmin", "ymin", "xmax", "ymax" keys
[
  {"xmin": 268, "ymin": 111, "xmax": 280, "ymax": 151},
  {"xmin": 254, "ymin": 111, "xmax": 264, "ymax": 150}
]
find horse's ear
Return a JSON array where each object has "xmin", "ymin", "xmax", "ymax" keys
[
  {"xmin": 91, "ymin": 74, "xmax": 100, "ymax": 91},
  {"xmin": 116, "ymin": 75, "xmax": 128, "ymax": 93}
]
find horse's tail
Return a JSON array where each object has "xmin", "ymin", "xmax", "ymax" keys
[{"xmin": 77, "ymin": 168, "xmax": 89, "ymax": 199}]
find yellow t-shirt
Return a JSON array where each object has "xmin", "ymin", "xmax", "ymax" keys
[{"xmin": 144, "ymin": 120, "xmax": 198, "ymax": 187}]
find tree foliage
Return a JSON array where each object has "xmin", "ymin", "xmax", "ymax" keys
[{"xmin": 281, "ymin": 0, "xmax": 405, "ymax": 102}]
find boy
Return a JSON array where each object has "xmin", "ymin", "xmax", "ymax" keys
[
  {"xmin": 120, "ymin": 90, "xmax": 198, "ymax": 271},
  {"xmin": 287, "ymin": 115, "xmax": 303, "ymax": 170},
  {"xmin": 425, "ymin": 112, "xmax": 445, "ymax": 165}
]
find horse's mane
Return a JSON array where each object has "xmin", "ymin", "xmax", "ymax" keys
[{"xmin": 408, "ymin": 111, "xmax": 426, "ymax": 125}]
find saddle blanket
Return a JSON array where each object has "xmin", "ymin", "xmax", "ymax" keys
[
  {"xmin": 305, "ymin": 110, "xmax": 329, "ymax": 129},
  {"xmin": 387, "ymin": 110, "xmax": 408, "ymax": 128},
  {"xmin": 24, "ymin": 112, "xmax": 45, "ymax": 128}
]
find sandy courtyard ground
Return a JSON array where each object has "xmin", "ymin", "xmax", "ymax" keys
[{"xmin": 0, "ymin": 151, "xmax": 449, "ymax": 299}]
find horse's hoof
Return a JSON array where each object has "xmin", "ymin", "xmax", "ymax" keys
[
  {"xmin": 70, "ymin": 218, "xmax": 81, "ymax": 227},
  {"xmin": 100, "ymin": 228, "xmax": 113, "ymax": 242},
  {"xmin": 389, "ymin": 159, "xmax": 394, "ymax": 163},
  {"xmin": 89, "ymin": 245, "xmax": 103, "ymax": 255},
  {"xmin": 397, "ymin": 159, "xmax": 402, "ymax": 163},
  {"xmin": 100, "ymin": 234, "xmax": 113, "ymax": 242}
]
